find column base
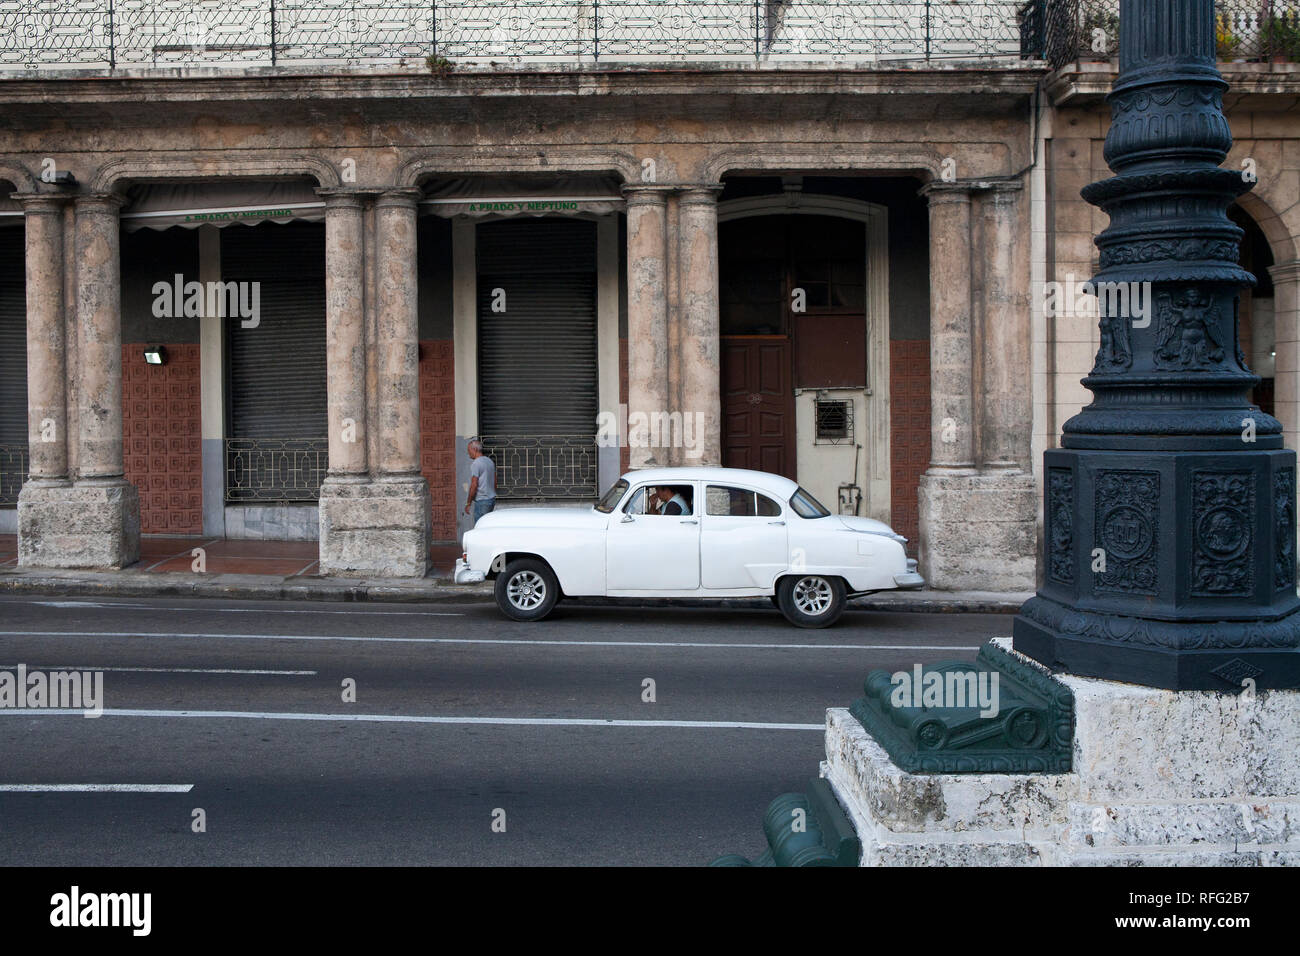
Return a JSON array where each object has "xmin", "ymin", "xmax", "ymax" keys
[
  {"xmin": 918, "ymin": 470, "xmax": 1037, "ymax": 591},
  {"xmin": 821, "ymin": 639, "xmax": 1300, "ymax": 866},
  {"xmin": 318, "ymin": 476, "xmax": 430, "ymax": 578},
  {"xmin": 18, "ymin": 478, "xmax": 141, "ymax": 570}
]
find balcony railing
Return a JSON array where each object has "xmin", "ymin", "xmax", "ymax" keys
[
  {"xmin": 1021, "ymin": 0, "xmax": 1300, "ymax": 70},
  {"xmin": 1, "ymin": 1, "xmax": 1034, "ymax": 71},
  {"xmin": 0, "ymin": 443, "xmax": 27, "ymax": 507},
  {"xmin": 225, "ymin": 437, "xmax": 327, "ymax": 503},
  {"xmin": 478, "ymin": 434, "xmax": 598, "ymax": 499}
]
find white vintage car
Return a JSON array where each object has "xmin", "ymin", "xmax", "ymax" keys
[{"xmin": 455, "ymin": 467, "xmax": 923, "ymax": 628}]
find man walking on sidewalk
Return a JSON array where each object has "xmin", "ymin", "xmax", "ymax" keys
[{"xmin": 464, "ymin": 439, "xmax": 497, "ymax": 526}]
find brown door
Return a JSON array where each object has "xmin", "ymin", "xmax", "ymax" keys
[{"xmin": 721, "ymin": 336, "xmax": 796, "ymax": 479}]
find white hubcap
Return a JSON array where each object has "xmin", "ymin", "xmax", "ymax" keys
[
  {"xmin": 792, "ymin": 576, "xmax": 833, "ymax": 616},
  {"xmin": 507, "ymin": 570, "xmax": 546, "ymax": 610}
]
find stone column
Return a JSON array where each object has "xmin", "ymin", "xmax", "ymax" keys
[
  {"xmin": 375, "ymin": 189, "xmax": 423, "ymax": 477},
  {"xmin": 623, "ymin": 185, "xmax": 671, "ymax": 468},
  {"xmin": 18, "ymin": 195, "xmax": 69, "ymax": 481},
  {"xmin": 20, "ymin": 193, "xmax": 139, "ymax": 569},
  {"xmin": 677, "ymin": 186, "xmax": 723, "ymax": 467},
  {"xmin": 1270, "ymin": 260, "xmax": 1300, "ymax": 454},
  {"xmin": 75, "ymin": 195, "xmax": 126, "ymax": 480},
  {"xmin": 317, "ymin": 188, "xmax": 429, "ymax": 578},
  {"xmin": 979, "ymin": 182, "xmax": 1031, "ymax": 471},
  {"xmin": 320, "ymin": 190, "xmax": 368, "ymax": 480},
  {"xmin": 919, "ymin": 184, "xmax": 976, "ymax": 473},
  {"xmin": 916, "ymin": 181, "xmax": 1036, "ymax": 592}
]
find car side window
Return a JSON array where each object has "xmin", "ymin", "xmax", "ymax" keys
[
  {"xmin": 623, "ymin": 487, "xmax": 650, "ymax": 515},
  {"xmin": 706, "ymin": 485, "xmax": 774, "ymax": 517},
  {"xmin": 626, "ymin": 485, "xmax": 694, "ymax": 516}
]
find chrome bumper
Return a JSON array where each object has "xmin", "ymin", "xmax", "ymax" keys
[
  {"xmin": 454, "ymin": 557, "xmax": 486, "ymax": 585},
  {"xmin": 893, "ymin": 559, "xmax": 925, "ymax": 590}
]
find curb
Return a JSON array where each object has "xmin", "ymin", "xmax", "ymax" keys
[{"xmin": 0, "ymin": 570, "xmax": 1029, "ymax": 613}]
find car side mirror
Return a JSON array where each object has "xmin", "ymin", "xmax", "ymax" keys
[{"xmin": 621, "ymin": 513, "xmax": 635, "ymax": 523}]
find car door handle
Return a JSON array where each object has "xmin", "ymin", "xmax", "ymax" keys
[
  {"xmin": 768, "ymin": 521, "xmax": 786, "ymax": 526},
  {"xmin": 680, "ymin": 519, "xmax": 698, "ymax": 525}
]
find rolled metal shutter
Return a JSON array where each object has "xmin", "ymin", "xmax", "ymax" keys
[
  {"xmin": 477, "ymin": 218, "xmax": 598, "ymax": 498},
  {"xmin": 0, "ymin": 226, "xmax": 26, "ymax": 505},
  {"xmin": 221, "ymin": 222, "xmax": 328, "ymax": 501}
]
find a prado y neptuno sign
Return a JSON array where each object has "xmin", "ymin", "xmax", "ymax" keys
[
  {"xmin": 113, "ymin": 176, "xmax": 626, "ymax": 230},
  {"xmin": 421, "ymin": 176, "xmax": 625, "ymax": 218}
]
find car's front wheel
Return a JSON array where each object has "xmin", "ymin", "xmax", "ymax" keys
[
  {"xmin": 495, "ymin": 558, "xmax": 560, "ymax": 622},
  {"xmin": 776, "ymin": 574, "xmax": 846, "ymax": 628}
]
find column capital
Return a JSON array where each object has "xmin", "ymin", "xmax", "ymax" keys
[
  {"xmin": 979, "ymin": 179, "xmax": 1025, "ymax": 206},
  {"xmin": 73, "ymin": 192, "xmax": 127, "ymax": 212},
  {"xmin": 316, "ymin": 187, "xmax": 371, "ymax": 207},
  {"xmin": 621, "ymin": 184, "xmax": 673, "ymax": 205},
  {"xmin": 1267, "ymin": 259, "xmax": 1300, "ymax": 284},
  {"xmin": 10, "ymin": 192, "xmax": 73, "ymax": 213},
  {"xmin": 375, "ymin": 187, "xmax": 423, "ymax": 210},
  {"xmin": 918, "ymin": 181, "xmax": 972, "ymax": 205},
  {"xmin": 677, "ymin": 184, "xmax": 725, "ymax": 205}
]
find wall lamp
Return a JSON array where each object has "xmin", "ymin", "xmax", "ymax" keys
[{"xmin": 143, "ymin": 346, "xmax": 168, "ymax": 366}]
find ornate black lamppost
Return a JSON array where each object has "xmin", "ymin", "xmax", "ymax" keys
[{"xmin": 1014, "ymin": 0, "xmax": 1300, "ymax": 690}]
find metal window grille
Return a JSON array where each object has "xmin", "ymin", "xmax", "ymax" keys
[
  {"xmin": 478, "ymin": 435, "xmax": 598, "ymax": 500},
  {"xmin": 815, "ymin": 399, "xmax": 853, "ymax": 445},
  {"xmin": 0, "ymin": 443, "xmax": 27, "ymax": 507},
  {"xmin": 225, "ymin": 437, "xmax": 328, "ymax": 502}
]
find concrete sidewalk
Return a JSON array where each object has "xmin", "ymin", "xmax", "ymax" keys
[{"xmin": 0, "ymin": 565, "xmax": 1031, "ymax": 613}]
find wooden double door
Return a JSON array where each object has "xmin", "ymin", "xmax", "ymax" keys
[{"xmin": 720, "ymin": 336, "xmax": 796, "ymax": 480}]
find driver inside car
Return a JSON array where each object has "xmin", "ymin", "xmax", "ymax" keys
[{"xmin": 653, "ymin": 485, "xmax": 691, "ymax": 516}]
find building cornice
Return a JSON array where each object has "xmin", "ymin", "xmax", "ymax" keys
[{"xmin": 0, "ymin": 63, "xmax": 1046, "ymax": 109}]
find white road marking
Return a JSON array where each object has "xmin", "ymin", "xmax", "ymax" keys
[
  {"xmin": 25, "ymin": 601, "xmax": 158, "ymax": 610},
  {"xmin": 0, "ymin": 664, "xmax": 315, "ymax": 676},
  {"xmin": 13, "ymin": 600, "xmax": 463, "ymax": 618},
  {"xmin": 5, "ymin": 708, "xmax": 823, "ymax": 731},
  {"xmin": 0, "ymin": 631, "xmax": 979, "ymax": 652},
  {"xmin": 0, "ymin": 783, "xmax": 193, "ymax": 793}
]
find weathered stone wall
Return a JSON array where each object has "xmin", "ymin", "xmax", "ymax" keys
[{"xmin": 3, "ymin": 65, "xmax": 1039, "ymax": 580}]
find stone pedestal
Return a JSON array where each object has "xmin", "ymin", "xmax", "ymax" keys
[
  {"xmin": 317, "ymin": 477, "xmax": 430, "ymax": 578},
  {"xmin": 18, "ymin": 479, "xmax": 141, "ymax": 570},
  {"xmin": 821, "ymin": 639, "xmax": 1300, "ymax": 866},
  {"xmin": 918, "ymin": 472, "xmax": 1037, "ymax": 591}
]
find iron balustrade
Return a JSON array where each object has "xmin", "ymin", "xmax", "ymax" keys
[
  {"xmin": 0, "ymin": 443, "xmax": 27, "ymax": 507},
  {"xmin": 1020, "ymin": 0, "xmax": 1300, "ymax": 69},
  {"xmin": 1, "ymin": 1, "xmax": 1036, "ymax": 70},
  {"xmin": 225, "ymin": 437, "xmax": 328, "ymax": 502},
  {"xmin": 478, "ymin": 434, "xmax": 598, "ymax": 499}
]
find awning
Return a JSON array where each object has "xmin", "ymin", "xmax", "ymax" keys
[
  {"xmin": 121, "ymin": 181, "xmax": 325, "ymax": 231},
  {"xmin": 420, "ymin": 176, "xmax": 624, "ymax": 218}
]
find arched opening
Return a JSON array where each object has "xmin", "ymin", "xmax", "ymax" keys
[{"xmin": 717, "ymin": 175, "xmax": 925, "ymax": 549}]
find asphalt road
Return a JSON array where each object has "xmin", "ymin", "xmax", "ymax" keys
[{"xmin": 0, "ymin": 595, "xmax": 1010, "ymax": 866}]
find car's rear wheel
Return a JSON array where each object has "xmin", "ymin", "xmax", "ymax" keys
[
  {"xmin": 495, "ymin": 558, "xmax": 560, "ymax": 622},
  {"xmin": 776, "ymin": 574, "xmax": 846, "ymax": 628}
]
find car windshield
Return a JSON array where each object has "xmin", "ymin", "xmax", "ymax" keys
[
  {"xmin": 594, "ymin": 478, "xmax": 629, "ymax": 514},
  {"xmin": 789, "ymin": 486, "xmax": 831, "ymax": 519}
]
